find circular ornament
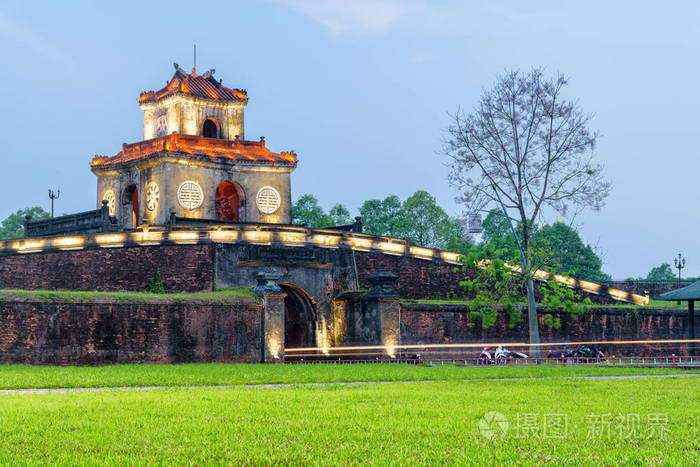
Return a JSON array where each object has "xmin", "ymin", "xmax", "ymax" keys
[
  {"xmin": 103, "ymin": 190, "xmax": 116, "ymax": 215},
  {"xmin": 177, "ymin": 181, "xmax": 204, "ymax": 210},
  {"xmin": 146, "ymin": 182, "xmax": 160, "ymax": 211},
  {"xmin": 256, "ymin": 186, "xmax": 281, "ymax": 215}
]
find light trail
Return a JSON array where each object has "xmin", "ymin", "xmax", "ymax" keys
[{"xmin": 284, "ymin": 339, "xmax": 700, "ymax": 354}]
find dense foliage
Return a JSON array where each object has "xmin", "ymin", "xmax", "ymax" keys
[
  {"xmin": 292, "ymin": 191, "xmax": 471, "ymax": 252},
  {"xmin": 0, "ymin": 207, "xmax": 50, "ymax": 240},
  {"xmin": 480, "ymin": 210, "xmax": 610, "ymax": 282}
]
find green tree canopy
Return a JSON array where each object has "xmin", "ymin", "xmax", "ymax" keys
[
  {"xmin": 328, "ymin": 204, "xmax": 352, "ymax": 226},
  {"xmin": 0, "ymin": 207, "xmax": 50, "ymax": 240},
  {"xmin": 291, "ymin": 194, "xmax": 333, "ymax": 228},
  {"xmin": 479, "ymin": 211, "xmax": 610, "ymax": 282},
  {"xmin": 645, "ymin": 263, "xmax": 676, "ymax": 281},
  {"xmin": 359, "ymin": 195, "xmax": 405, "ymax": 238}
]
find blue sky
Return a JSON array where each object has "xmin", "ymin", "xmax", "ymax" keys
[{"xmin": 0, "ymin": 0, "xmax": 698, "ymax": 279}]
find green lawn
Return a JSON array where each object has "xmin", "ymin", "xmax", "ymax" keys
[
  {"xmin": 0, "ymin": 287, "xmax": 257, "ymax": 303},
  {"xmin": 0, "ymin": 363, "xmax": 696, "ymax": 390},
  {"xmin": 0, "ymin": 376, "xmax": 696, "ymax": 464}
]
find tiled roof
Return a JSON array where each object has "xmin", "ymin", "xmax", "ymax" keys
[
  {"xmin": 91, "ymin": 133, "xmax": 297, "ymax": 169},
  {"xmin": 139, "ymin": 64, "xmax": 247, "ymax": 104}
]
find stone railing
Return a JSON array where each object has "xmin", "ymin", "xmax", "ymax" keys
[{"xmin": 24, "ymin": 201, "xmax": 118, "ymax": 237}]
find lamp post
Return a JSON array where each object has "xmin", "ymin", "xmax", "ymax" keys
[
  {"xmin": 48, "ymin": 189, "xmax": 60, "ymax": 218},
  {"xmin": 674, "ymin": 253, "xmax": 685, "ymax": 306}
]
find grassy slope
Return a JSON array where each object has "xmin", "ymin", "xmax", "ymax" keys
[
  {"xmin": 0, "ymin": 363, "xmax": 696, "ymax": 389},
  {"xmin": 0, "ymin": 287, "xmax": 257, "ymax": 303},
  {"xmin": 0, "ymin": 377, "xmax": 696, "ymax": 464}
]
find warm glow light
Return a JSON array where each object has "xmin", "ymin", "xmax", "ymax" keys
[
  {"xmin": 608, "ymin": 288, "xmax": 629, "ymax": 301},
  {"xmin": 53, "ymin": 237, "xmax": 85, "ymax": 249},
  {"xmin": 278, "ymin": 231, "xmax": 306, "ymax": 244},
  {"xmin": 410, "ymin": 246, "xmax": 435, "ymax": 259},
  {"xmin": 169, "ymin": 231, "xmax": 199, "ymax": 243},
  {"xmin": 554, "ymin": 274, "xmax": 576, "ymax": 287},
  {"xmin": 14, "ymin": 239, "xmax": 45, "ymax": 252},
  {"xmin": 245, "ymin": 230, "xmax": 272, "ymax": 244},
  {"xmin": 348, "ymin": 237, "xmax": 373, "ymax": 251},
  {"xmin": 312, "ymin": 234, "xmax": 341, "ymax": 247},
  {"xmin": 378, "ymin": 242, "xmax": 405, "ymax": 255},
  {"xmin": 579, "ymin": 280, "xmax": 601, "ymax": 293},
  {"xmin": 96, "ymin": 234, "xmax": 126, "ymax": 245},
  {"xmin": 210, "ymin": 230, "xmax": 239, "ymax": 242},
  {"xmin": 441, "ymin": 251, "xmax": 461, "ymax": 264}
]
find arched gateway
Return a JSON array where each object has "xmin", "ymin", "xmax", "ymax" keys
[{"xmin": 279, "ymin": 283, "xmax": 317, "ymax": 348}]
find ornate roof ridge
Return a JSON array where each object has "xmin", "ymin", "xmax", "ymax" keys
[{"xmin": 139, "ymin": 64, "xmax": 248, "ymax": 104}]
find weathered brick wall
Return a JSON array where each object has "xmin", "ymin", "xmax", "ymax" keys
[
  {"xmin": 0, "ymin": 299, "xmax": 262, "ymax": 365},
  {"xmin": 400, "ymin": 304, "xmax": 698, "ymax": 357},
  {"xmin": 0, "ymin": 245, "xmax": 214, "ymax": 293}
]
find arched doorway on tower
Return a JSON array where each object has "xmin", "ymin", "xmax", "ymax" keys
[
  {"xmin": 202, "ymin": 118, "xmax": 220, "ymax": 138},
  {"xmin": 215, "ymin": 181, "xmax": 245, "ymax": 221},
  {"xmin": 279, "ymin": 283, "xmax": 316, "ymax": 348},
  {"xmin": 122, "ymin": 183, "xmax": 139, "ymax": 229}
]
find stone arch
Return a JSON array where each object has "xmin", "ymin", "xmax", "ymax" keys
[
  {"xmin": 279, "ymin": 283, "xmax": 317, "ymax": 348},
  {"xmin": 122, "ymin": 183, "xmax": 139, "ymax": 229},
  {"xmin": 215, "ymin": 181, "xmax": 245, "ymax": 221},
  {"xmin": 202, "ymin": 118, "xmax": 220, "ymax": 138}
]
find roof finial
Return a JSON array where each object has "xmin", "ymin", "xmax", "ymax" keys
[{"xmin": 192, "ymin": 44, "xmax": 196, "ymax": 74}]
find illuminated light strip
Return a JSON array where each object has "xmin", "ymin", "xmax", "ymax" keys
[
  {"xmin": 311, "ymin": 235, "xmax": 341, "ymax": 247},
  {"xmin": 284, "ymin": 338, "xmax": 700, "ymax": 353},
  {"xmin": 209, "ymin": 231, "xmax": 239, "ymax": 242},
  {"xmin": 278, "ymin": 232, "xmax": 307, "ymax": 244},
  {"xmin": 95, "ymin": 234, "xmax": 126, "ymax": 245},
  {"xmin": 410, "ymin": 246, "xmax": 435, "ymax": 259},
  {"xmin": 348, "ymin": 237, "xmax": 373, "ymax": 251},
  {"xmin": 13, "ymin": 240, "xmax": 45, "ymax": 253},
  {"xmin": 168, "ymin": 231, "xmax": 200, "ymax": 244},
  {"xmin": 53, "ymin": 237, "xmax": 85, "ymax": 248},
  {"xmin": 244, "ymin": 231, "xmax": 272, "ymax": 243},
  {"xmin": 378, "ymin": 242, "xmax": 405, "ymax": 255},
  {"xmin": 440, "ymin": 251, "xmax": 461, "ymax": 264}
]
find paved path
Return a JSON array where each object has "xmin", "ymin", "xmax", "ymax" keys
[{"xmin": 0, "ymin": 373, "xmax": 697, "ymax": 396}]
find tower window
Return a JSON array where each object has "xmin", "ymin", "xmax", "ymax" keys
[{"xmin": 203, "ymin": 118, "xmax": 219, "ymax": 138}]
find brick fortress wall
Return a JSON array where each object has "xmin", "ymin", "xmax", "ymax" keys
[
  {"xmin": 400, "ymin": 304, "xmax": 697, "ymax": 357},
  {"xmin": 0, "ymin": 299, "xmax": 263, "ymax": 365},
  {"xmin": 0, "ymin": 244, "xmax": 214, "ymax": 293}
]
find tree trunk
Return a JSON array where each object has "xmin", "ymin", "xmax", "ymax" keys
[{"xmin": 522, "ymin": 227, "xmax": 541, "ymax": 359}]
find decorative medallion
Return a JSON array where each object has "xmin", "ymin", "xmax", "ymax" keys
[
  {"xmin": 256, "ymin": 186, "xmax": 281, "ymax": 215},
  {"xmin": 103, "ymin": 190, "xmax": 116, "ymax": 216},
  {"xmin": 155, "ymin": 116, "xmax": 168, "ymax": 137},
  {"xmin": 146, "ymin": 182, "xmax": 160, "ymax": 211},
  {"xmin": 177, "ymin": 181, "xmax": 204, "ymax": 210}
]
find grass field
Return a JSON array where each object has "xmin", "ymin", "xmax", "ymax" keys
[
  {"xmin": 0, "ymin": 363, "xmax": 696, "ymax": 389},
  {"xmin": 0, "ymin": 370, "xmax": 696, "ymax": 464},
  {"xmin": 0, "ymin": 287, "xmax": 257, "ymax": 303}
]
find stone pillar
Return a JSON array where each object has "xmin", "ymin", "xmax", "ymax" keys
[
  {"xmin": 365, "ymin": 271, "xmax": 400, "ymax": 358},
  {"xmin": 252, "ymin": 271, "xmax": 286, "ymax": 362}
]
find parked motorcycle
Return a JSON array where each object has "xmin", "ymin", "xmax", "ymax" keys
[
  {"xmin": 479, "ymin": 346, "xmax": 528, "ymax": 365},
  {"xmin": 548, "ymin": 345, "xmax": 605, "ymax": 362}
]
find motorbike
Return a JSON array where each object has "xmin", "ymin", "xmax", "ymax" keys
[
  {"xmin": 548, "ymin": 345, "xmax": 605, "ymax": 362},
  {"xmin": 479, "ymin": 346, "xmax": 528, "ymax": 365}
]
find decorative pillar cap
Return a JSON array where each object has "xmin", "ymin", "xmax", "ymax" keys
[
  {"xmin": 252, "ymin": 271, "xmax": 285, "ymax": 297},
  {"xmin": 365, "ymin": 271, "xmax": 399, "ymax": 300}
]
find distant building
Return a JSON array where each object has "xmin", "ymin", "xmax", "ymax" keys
[{"xmin": 91, "ymin": 63, "xmax": 297, "ymax": 228}]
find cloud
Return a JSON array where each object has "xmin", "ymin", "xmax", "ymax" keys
[
  {"xmin": 410, "ymin": 52, "xmax": 432, "ymax": 63},
  {"xmin": 278, "ymin": 0, "xmax": 404, "ymax": 35},
  {"xmin": 0, "ymin": 12, "xmax": 71, "ymax": 67}
]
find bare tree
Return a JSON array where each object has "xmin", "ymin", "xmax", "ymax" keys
[{"xmin": 443, "ymin": 69, "xmax": 610, "ymax": 356}]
